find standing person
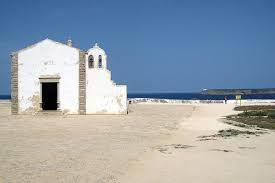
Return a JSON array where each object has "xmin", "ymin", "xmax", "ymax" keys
[{"xmin": 224, "ymin": 96, "xmax": 227, "ymax": 104}]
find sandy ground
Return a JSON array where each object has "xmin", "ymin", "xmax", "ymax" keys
[
  {"xmin": 119, "ymin": 104, "xmax": 275, "ymax": 183},
  {"xmin": 0, "ymin": 101, "xmax": 193, "ymax": 183},
  {"xmin": 0, "ymin": 101, "xmax": 275, "ymax": 183}
]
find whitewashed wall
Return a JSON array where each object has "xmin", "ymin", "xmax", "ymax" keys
[
  {"xmin": 86, "ymin": 69, "xmax": 127, "ymax": 114},
  {"xmin": 17, "ymin": 39, "xmax": 79, "ymax": 114},
  {"xmin": 86, "ymin": 44, "xmax": 127, "ymax": 114}
]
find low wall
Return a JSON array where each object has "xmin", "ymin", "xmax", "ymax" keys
[{"xmin": 128, "ymin": 98, "xmax": 275, "ymax": 105}]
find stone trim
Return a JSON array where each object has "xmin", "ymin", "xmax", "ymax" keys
[
  {"xmin": 11, "ymin": 53, "xmax": 18, "ymax": 114},
  {"xmin": 39, "ymin": 75, "xmax": 61, "ymax": 83},
  {"xmin": 79, "ymin": 51, "xmax": 86, "ymax": 114}
]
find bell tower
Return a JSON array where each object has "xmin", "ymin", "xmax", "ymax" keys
[
  {"xmin": 87, "ymin": 43, "xmax": 107, "ymax": 69},
  {"xmin": 85, "ymin": 42, "xmax": 127, "ymax": 114}
]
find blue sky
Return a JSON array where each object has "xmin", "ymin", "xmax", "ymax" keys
[{"xmin": 0, "ymin": 0, "xmax": 275, "ymax": 94}]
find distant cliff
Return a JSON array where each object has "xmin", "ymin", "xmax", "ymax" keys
[{"xmin": 201, "ymin": 88, "xmax": 275, "ymax": 95}]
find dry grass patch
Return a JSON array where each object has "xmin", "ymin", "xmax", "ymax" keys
[{"xmin": 226, "ymin": 105, "xmax": 275, "ymax": 129}]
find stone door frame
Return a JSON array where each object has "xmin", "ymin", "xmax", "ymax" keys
[{"xmin": 39, "ymin": 76, "xmax": 60, "ymax": 111}]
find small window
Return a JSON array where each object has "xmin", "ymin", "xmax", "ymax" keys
[
  {"xmin": 88, "ymin": 55, "xmax": 94, "ymax": 68},
  {"xmin": 98, "ymin": 55, "xmax": 102, "ymax": 68}
]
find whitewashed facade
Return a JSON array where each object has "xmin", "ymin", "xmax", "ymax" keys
[{"xmin": 11, "ymin": 38, "xmax": 127, "ymax": 114}]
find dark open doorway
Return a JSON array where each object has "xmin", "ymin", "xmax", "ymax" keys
[{"xmin": 42, "ymin": 82, "xmax": 58, "ymax": 110}]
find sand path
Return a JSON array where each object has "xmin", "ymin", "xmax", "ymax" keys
[{"xmin": 119, "ymin": 104, "xmax": 275, "ymax": 183}]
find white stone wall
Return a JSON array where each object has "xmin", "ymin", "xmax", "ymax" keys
[
  {"xmin": 86, "ymin": 69, "xmax": 127, "ymax": 114},
  {"xmin": 86, "ymin": 44, "xmax": 127, "ymax": 114},
  {"xmin": 17, "ymin": 39, "xmax": 79, "ymax": 114}
]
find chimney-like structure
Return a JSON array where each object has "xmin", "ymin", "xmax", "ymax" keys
[{"xmin": 67, "ymin": 38, "xmax": 73, "ymax": 47}]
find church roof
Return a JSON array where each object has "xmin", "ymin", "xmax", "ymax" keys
[{"xmin": 12, "ymin": 38, "xmax": 82, "ymax": 55}]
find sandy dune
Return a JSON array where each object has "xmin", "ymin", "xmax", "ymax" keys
[{"xmin": 0, "ymin": 101, "xmax": 274, "ymax": 183}]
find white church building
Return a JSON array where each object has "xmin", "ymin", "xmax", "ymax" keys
[{"xmin": 10, "ymin": 38, "xmax": 127, "ymax": 114}]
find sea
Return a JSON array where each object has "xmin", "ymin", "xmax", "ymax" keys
[{"xmin": 2, "ymin": 94, "xmax": 274, "ymax": 100}]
